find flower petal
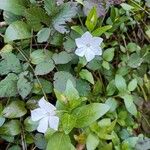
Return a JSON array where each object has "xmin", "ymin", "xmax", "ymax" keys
[
  {"xmin": 49, "ymin": 116, "xmax": 59, "ymax": 131},
  {"xmin": 82, "ymin": 31, "xmax": 93, "ymax": 41},
  {"xmin": 75, "ymin": 38, "xmax": 85, "ymax": 48},
  {"xmin": 92, "ymin": 37, "xmax": 103, "ymax": 46},
  {"xmin": 75, "ymin": 47, "xmax": 86, "ymax": 57},
  {"xmin": 31, "ymin": 108, "xmax": 47, "ymax": 121},
  {"xmin": 85, "ymin": 48, "xmax": 95, "ymax": 62},
  {"xmin": 37, "ymin": 116, "xmax": 49, "ymax": 133},
  {"xmin": 38, "ymin": 97, "xmax": 56, "ymax": 114},
  {"xmin": 91, "ymin": 46, "xmax": 102, "ymax": 55}
]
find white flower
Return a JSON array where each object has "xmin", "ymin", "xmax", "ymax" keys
[
  {"xmin": 75, "ymin": 31, "xmax": 103, "ymax": 62},
  {"xmin": 31, "ymin": 97, "xmax": 59, "ymax": 133}
]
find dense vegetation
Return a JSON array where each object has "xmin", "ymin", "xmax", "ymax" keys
[{"xmin": 0, "ymin": 0, "xmax": 150, "ymax": 149}]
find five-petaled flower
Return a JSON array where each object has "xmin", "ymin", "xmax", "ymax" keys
[
  {"xmin": 31, "ymin": 97, "xmax": 59, "ymax": 133},
  {"xmin": 75, "ymin": 31, "xmax": 103, "ymax": 62}
]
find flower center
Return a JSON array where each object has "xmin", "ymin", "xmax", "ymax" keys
[{"xmin": 86, "ymin": 43, "xmax": 91, "ymax": 47}]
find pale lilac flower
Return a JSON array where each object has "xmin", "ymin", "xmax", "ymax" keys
[
  {"xmin": 31, "ymin": 97, "xmax": 59, "ymax": 133},
  {"xmin": 75, "ymin": 31, "xmax": 103, "ymax": 62}
]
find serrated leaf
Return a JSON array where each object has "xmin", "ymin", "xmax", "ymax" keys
[
  {"xmin": 0, "ymin": 52, "xmax": 22, "ymax": 75},
  {"xmin": 0, "ymin": 0, "xmax": 27, "ymax": 15},
  {"xmin": 2, "ymin": 100, "xmax": 27, "ymax": 118},
  {"xmin": 46, "ymin": 132, "xmax": 71, "ymax": 150},
  {"xmin": 72, "ymin": 103, "xmax": 110, "ymax": 128},
  {"xmin": 54, "ymin": 71, "xmax": 76, "ymax": 92},
  {"xmin": 115, "ymin": 74, "xmax": 127, "ymax": 92},
  {"xmin": 79, "ymin": 69, "xmax": 94, "ymax": 84},
  {"xmin": 52, "ymin": 51, "xmax": 72, "ymax": 64},
  {"xmin": 0, "ymin": 120, "xmax": 21, "ymax": 136},
  {"xmin": 24, "ymin": 6, "xmax": 49, "ymax": 31},
  {"xmin": 35, "ymin": 59, "xmax": 55, "ymax": 75},
  {"xmin": 4, "ymin": 21, "xmax": 31, "ymax": 42},
  {"xmin": 0, "ymin": 73, "xmax": 18, "ymax": 97},
  {"xmin": 128, "ymin": 79, "xmax": 137, "ymax": 92},
  {"xmin": 52, "ymin": 3, "xmax": 77, "ymax": 33},
  {"xmin": 37, "ymin": 28, "xmax": 51, "ymax": 43}
]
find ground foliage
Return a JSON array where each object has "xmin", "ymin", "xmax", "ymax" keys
[{"xmin": 0, "ymin": 0, "xmax": 150, "ymax": 150}]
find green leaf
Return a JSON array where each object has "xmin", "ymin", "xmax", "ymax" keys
[
  {"xmin": 44, "ymin": 0, "xmax": 57, "ymax": 15},
  {"xmin": 121, "ymin": 94, "xmax": 137, "ymax": 116},
  {"xmin": 24, "ymin": 6, "xmax": 49, "ymax": 31},
  {"xmin": 128, "ymin": 79, "xmax": 137, "ymax": 92},
  {"xmin": 105, "ymin": 98, "xmax": 118, "ymax": 112},
  {"xmin": 35, "ymin": 59, "xmax": 55, "ymax": 75},
  {"xmin": 65, "ymin": 80, "xmax": 80, "ymax": 109},
  {"xmin": 24, "ymin": 117, "xmax": 38, "ymax": 132},
  {"xmin": 8, "ymin": 145, "xmax": 21, "ymax": 150},
  {"xmin": 54, "ymin": 71, "xmax": 76, "ymax": 92},
  {"xmin": 62, "ymin": 113, "xmax": 76, "ymax": 134},
  {"xmin": 52, "ymin": 3, "xmax": 77, "ymax": 33},
  {"xmin": 86, "ymin": 133, "xmax": 99, "ymax": 150},
  {"xmin": 121, "ymin": 3, "xmax": 134, "ymax": 11},
  {"xmin": 103, "ymin": 48, "xmax": 115, "ymax": 62},
  {"xmin": 0, "ymin": 0, "xmax": 27, "ymax": 15},
  {"xmin": 79, "ymin": 69, "xmax": 94, "ymax": 84},
  {"xmin": 4, "ymin": 21, "xmax": 31, "ymax": 42},
  {"xmin": 102, "ymin": 60, "xmax": 110, "ymax": 70},
  {"xmin": 106, "ymin": 80, "xmax": 116, "ymax": 96},
  {"xmin": 65, "ymin": 80, "xmax": 79, "ymax": 100},
  {"xmin": 34, "ymin": 133, "xmax": 47, "ymax": 149},
  {"xmin": 33, "ymin": 78, "xmax": 53, "ymax": 94},
  {"xmin": 115, "ymin": 74, "xmax": 127, "ymax": 92},
  {"xmin": 85, "ymin": 6, "xmax": 98, "ymax": 31},
  {"xmin": 37, "ymin": 28, "xmax": 51, "ymax": 43},
  {"xmin": 128, "ymin": 53, "xmax": 143, "ymax": 68},
  {"xmin": 17, "ymin": 72, "xmax": 33, "ymax": 99},
  {"xmin": 2, "ymin": 100, "xmax": 27, "ymax": 118},
  {"xmin": 52, "ymin": 51, "xmax": 72, "ymax": 65},
  {"xmin": 92, "ymin": 25, "xmax": 112, "ymax": 36},
  {"xmin": 127, "ymin": 42, "xmax": 141, "ymax": 53},
  {"xmin": 0, "ymin": 73, "xmax": 18, "ymax": 97},
  {"xmin": 0, "ymin": 120, "xmax": 21, "ymax": 136},
  {"xmin": 0, "ymin": 52, "xmax": 22, "ymax": 75},
  {"xmin": 30, "ymin": 49, "xmax": 51, "ymax": 65},
  {"xmin": 46, "ymin": 132, "xmax": 71, "ymax": 150},
  {"xmin": 72, "ymin": 103, "xmax": 110, "ymax": 128}
]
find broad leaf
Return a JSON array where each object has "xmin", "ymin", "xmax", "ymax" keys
[
  {"xmin": 24, "ymin": 6, "xmax": 49, "ymax": 31},
  {"xmin": 72, "ymin": 103, "xmax": 110, "ymax": 128},
  {"xmin": 46, "ymin": 132, "xmax": 71, "ymax": 150},
  {"xmin": 0, "ymin": 120, "xmax": 21, "ymax": 136},
  {"xmin": 17, "ymin": 72, "xmax": 33, "ymax": 98},
  {"xmin": 0, "ymin": 73, "xmax": 18, "ymax": 97},
  {"xmin": 0, "ymin": 0, "xmax": 27, "ymax": 15},
  {"xmin": 115, "ymin": 74, "xmax": 127, "ymax": 92},
  {"xmin": 2, "ymin": 100, "xmax": 27, "ymax": 118},
  {"xmin": 0, "ymin": 52, "xmax": 22, "ymax": 75},
  {"xmin": 4, "ymin": 21, "xmax": 31, "ymax": 42},
  {"xmin": 79, "ymin": 69, "xmax": 94, "ymax": 84},
  {"xmin": 62, "ymin": 113, "xmax": 76, "ymax": 134},
  {"xmin": 52, "ymin": 3, "xmax": 77, "ymax": 33},
  {"xmin": 54, "ymin": 71, "xmax": 76, "ymax": 92},
  {"xmin": 35, "ymin": 59, "xmax": 55, "ymax": 75},
  {"xmin": 52, "ymin": 51, "xmax": 72, "ymax": 64}
]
